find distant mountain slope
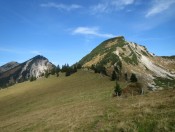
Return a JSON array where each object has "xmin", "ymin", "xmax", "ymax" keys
[
  {"xmin": 0, "ymin": 61, "xmax": 19, "ymax": 73},
  {"xmin": 79, "ymin": 36, "xmax": 175, "ymax": 90},
  {"xmin": 0, "ymin": 55, "xmax": 55, "ymax": 88}
]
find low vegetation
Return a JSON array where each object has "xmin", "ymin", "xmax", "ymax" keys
[
  {"xmin": 0, "ymin": 70, "xmax": 174, "ymax": 131},
  {"xmin": 154, "ymin": 77, "xmax": 175, "ymax": 88}
]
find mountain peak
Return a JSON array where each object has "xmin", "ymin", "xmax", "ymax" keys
[
  {"xmin": 116, "ymin": 36, "xmax": 125, "ymax": 40},
  {"xmin": 79, "ymin": 37, "xmax": 175, "ymax": 90},
  {"xmin": 32, "ymin": 55, "xmax": 47, "ymax": 60},
  {"xmin": 0, "ymin": 55, "xmax": 55, "ymax": 88}
]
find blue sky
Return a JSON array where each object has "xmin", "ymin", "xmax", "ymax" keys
[{"xmin": 0, "ymin": 0, "xmax": 175, "ymax": 66}]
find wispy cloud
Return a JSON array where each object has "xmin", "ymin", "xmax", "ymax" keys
[
  {"xmin": 40, "ymin": 2, "xmax": 82, "ymax": 11},
  {"xmin": 0, "ymin": 48, "xmax": 15, "ymax": 53},
  {"xmin": 146, "ymin": 0, "xmax": 175, "ymax": 17},
  {"xmin": 72, "ymin": 27, "xmax": 115, "ymax": 38},
  {"xmin": 30, "ymin": 50, "xmax": 42, "ymax": 55},
  {"xmin": 91, "ymin": 0, "xmax": 135, "ymax": 13},
  {"xmin": 0, "ymin": 47, "xmax": 43, "ymax": 55}
]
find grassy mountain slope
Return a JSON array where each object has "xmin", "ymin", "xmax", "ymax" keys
[
  {"xmin": 79, "ymin": 36, "xmax": 175, "ymax": 90},
  {"xmin": 79, "ymin": 36, "xmax": 124, "ymax": 67},
  {"xmin": 0, "ymin": 70, "xmax": 175, "ymax": 131}
]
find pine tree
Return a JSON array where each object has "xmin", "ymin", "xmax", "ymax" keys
[
  {"xmin": 124, "ymin": 73, "xmax": 128, "ymax": 81},
  {"xmin": 114, "ymin": 82, "xmax": 122, "ymax": 96},
  {"xmin": 91, "ymin": 64, "xmax": 95, "ymax": 71},
  {"xmin": 45, "ymin": 70, "xmax": 49, "ymax": 78},
  {"xmin": 111, "ymin": 71, "xmax": 117, "ymax": 81},
  {"xmin": 56, "ymin": 65, "xmax": 60, "ymax": 77},
  {"xmin": 96, "ymin": 64, "xmax": 106, "ymax": 75},
  {"xmin": 73, "ymin": 66, "xmax": 77, "ymax": 72},
  {"xmin": 30, "ymin": 76, "xmax": 36, "ymax": 82},
  {"xmin": 130, "ymin": 73, "xmax": 138, "ymax": 82},
  {"xmin": 76, "ymin": 63, "xmax": 82, "ymax": 69},
  {"xmin": 65, "ymin": 69, "xmax": 71, "ymax": 76},
  {"xmin": 51, "ymin": 68, "xmax": 56, "ymax": 75}
]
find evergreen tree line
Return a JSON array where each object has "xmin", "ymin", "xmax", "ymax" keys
[
  {"xmin": 90, "ymin": 64, "xmax": 107, "ymax": 75},
  {"xmin": 61, "ymin": 64, "xmax": 77, "ymax": 76},
  {"xmin": 111, "ymin": 71, "xmax": 137, "ymax": 83},
  {"xmin": 30, "ymin": 63, "xmax": 82, "ymax": 82},
  {"xmin": 44, "ymin": 63, "xmax": 82, "ymax": 78}
]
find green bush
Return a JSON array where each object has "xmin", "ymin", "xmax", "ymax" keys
[
  {"xmin": 30, "ymin": 76, "xmax": 36, "ymax": 82},
  {"xmin": 130, "ymin": 73, "xmax": 138, "ymax": 82},
  {"xmin": 114, "ymin": 82, "xmax": 122, "ymax": 96},
  {"xmin": 111, "ymin": 71, "xmax": 117, "ymax": 81}
]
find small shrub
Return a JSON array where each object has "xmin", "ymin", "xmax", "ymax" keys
[
  {"xmin": 114, "ymin": 82, "xmax": 122, "ymax": 96},
  {"xmin": 30, "ymin": 76, "xmax": 36, "ymax": 82},
  {"xmin": 130, "ymin": 73, "xmax": 138, "ymax": 82},
  {"xmin": 111, "ymin": 71, "xmax": 117, "ymax": 81}
]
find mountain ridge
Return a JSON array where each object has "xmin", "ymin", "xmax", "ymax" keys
[
  {"xmin": 0, "ymin": 61, "xmax": 19, "ymax": 74},
  {"xmin": 0, "ymin": 55, "xmax": 55, "ymax": 88},
  {"xmin": 1, "ymin": 36, "xmax": 175, "ymax": 90},
  {"xmin": 79, "ymin": 36, "xmax": 175, "ymax": 90}
]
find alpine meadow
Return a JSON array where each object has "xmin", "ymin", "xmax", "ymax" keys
[{"xmin": 0, "ymin": 0, "xmax": 175, "ymax": 132}]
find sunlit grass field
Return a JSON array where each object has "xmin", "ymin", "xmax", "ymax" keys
[{"xmin": 0, "ymin": 70, "xmax": 175, "ymax": 131}]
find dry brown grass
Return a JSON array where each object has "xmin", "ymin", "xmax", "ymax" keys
[
  {"xmin": 0, "ymin": 70, "xmax": 174, "ymax": 131},
  {"xmin": 83, "ymin": 53, "xmax": 106, "ymax": 67},
  {"xmin": 105, "ymin": 40, "xmax": 118, "ymax": 48}
]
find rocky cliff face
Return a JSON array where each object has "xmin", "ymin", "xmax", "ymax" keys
[
  {"xmin": 79, "ymin": 36, "xmax": 175, "ymax": 90},
  {"xmin": 0, "ymin": 55, "xmax": 55, "ymax": 88}
]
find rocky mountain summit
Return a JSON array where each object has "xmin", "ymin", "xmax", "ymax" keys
[
  {"xmin": 0, "ymin": 55, "xmax": 55, "ymax": 87},
  {"xmin": 79, "ymin": 36, "xmax": 175, "ymax": 90}
]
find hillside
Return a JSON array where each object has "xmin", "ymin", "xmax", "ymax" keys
[
  {"xmin": 0, "ymin": 55, "xmax": 55, "ymax": 88},
  {"xmin": 79, "ymin": 36, "xmax": 175, "ymax": 90},
  {"xmin": 0, "ymin": 61, "xmax": 19, "ymax": 74},
  {"xmin": 0, "ymin": 70, "xmax": 175, "ymax": 131}
]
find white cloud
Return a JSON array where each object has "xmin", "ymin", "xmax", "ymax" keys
[
  {"xmin": 112, "ymin": 0, "xmax": 135, "ymax": 6},
  {"xmin": 91, "ymin": 0, "xmax": 135, "ymax": 13},
  {"xmin": 40, "ymin": 2, "xmax": 82, "ymax": 11},
  {"xmin": 72, "ymin": 27, "xmax": 115, "ymax": 38},
  {"xmin": 0, "ymin": 48, "xmax": 43, "ymax": 55},
  {"xmin": 0, "ymin": 48, "xmax": 15, "ymax": 52},
  {"xmin": 146, "ymin": 0, "xmax": 175, "ymax": 17}
]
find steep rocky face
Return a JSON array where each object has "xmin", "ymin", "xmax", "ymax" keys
[
  {"xmin": 19, "ymin": 55, "xmax": 54, "ymax": 79},
  {"xmin": 0, "ymin": 55, "xmax": 55, "ymax": 88},
  {"xmin": 0, "ymin": 61, "xmax": 19, "ymax": 73},
  {"xmin": 79, "ymin": 36, "xmax": 175, "ymax": 90}
]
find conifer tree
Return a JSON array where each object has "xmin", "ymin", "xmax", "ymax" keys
[
  {"xmin": 56, "ymin": 65, "xmax": 60, "ymax": 77},
  {"xmin": 51, "ymin": 68, "xmax": 56, "ymax": 75},
  {"xmin": 130, "ymin": 73, "xmax": 138, "ymax": 82},
  {"xmin": 45, "ymin": 70, "xmax": 49, "ymax": 78},
  {"xmin": 30, "ymin": 76, "xmax": 36, "ymax": 82},
  {"xmin": 114, "ymin": 82, "xmax": 122, "ymax": 96},
  {"xmin": 124, "ymin": 73, "xmax": 128, "ymax": 81},
  {"xmin": 111, "ymin": 71, "xmax": 117, "ymax": 81}
]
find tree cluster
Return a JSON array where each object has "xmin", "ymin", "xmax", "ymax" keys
[
  {"xmin": 90, "ymin": 64, "xmax": 107, "ymax": 75},
  {"xmin": 30, "ymin": 76, "xmax": 36, "ymax": 82},
  {"xmin": 61, "ymin": 64, "xmax": 78, "ymax": 76},
  {"xmin": 113, "ymin": 73, "xmax": 138, "ymax": 97},
  {"xmin": 44, "ymin": 65, "xmax": 61, "ymax": 78}
]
